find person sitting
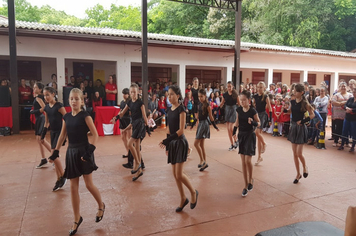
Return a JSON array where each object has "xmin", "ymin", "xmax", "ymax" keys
[
  {"xmin": 148, "ymin": 93, "xmax": 159, "ymax": 120},
  {"xmin": 92, "ymin": 91, "xmax": 102, "ymax": 120},
  {"xmin": 147, "ymin": 111, "xmax": 157, "ymax": 132},
  {"xmin": 18, "ymin": 78, "xmax": 33, "ymax": 104},
  {"xmin": 158, "ymin": 94, "xmax": 167, "ymax": 116}
]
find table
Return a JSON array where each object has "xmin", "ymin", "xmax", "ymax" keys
[
  {"xmin": 94, "ymin": 106, "xmax": 120, "ymax": 136},
  {"xmin": 0, "ymin": 107, "xmax": 13, "ymax": 128}
]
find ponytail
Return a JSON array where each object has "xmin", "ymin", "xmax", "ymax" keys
[{"xmin": 198, "ymin": 89, "xmax": 208, "ymax": 115}]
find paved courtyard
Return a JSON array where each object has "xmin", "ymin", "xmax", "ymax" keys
[{"xmin": 1, "ymin": 124, "xmax": 354, "ymax": 235}]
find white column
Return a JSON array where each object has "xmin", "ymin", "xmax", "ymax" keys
[
  {"xmin": 300, "ymin": 70, "xmax": 308, "ymax": 83},
  {"xmin": 331, "ymin": 72, "xmax": 339, "ymax": 95},
  {"xmin": 226, "ymin": 66, "xmax": 233, "ymax": 84},
  {"xmin": 265, "ymin": 68, "xmax": 273, "ymax": 86},
  {"xmin": 117, "ymin": 60, "xmax": 131, "ymax": 103},
  {"xmin": 178, "ymin": 64, "xmax": 186, "ymax": 96},
  {"xmin": 56, "ymin": 57, "xmax": 65, "ymax": 103}
]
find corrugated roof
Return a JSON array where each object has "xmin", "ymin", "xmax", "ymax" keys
[{"xmin": 0, "ymin": 18, "xmax": 356, "ymax": 58}]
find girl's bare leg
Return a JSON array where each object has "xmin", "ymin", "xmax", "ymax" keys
[
  {"xmin": 70, "ymin": 178, "xmax": 81, "ymax": 230},
  {"xmin": 240, "ymin": 155, "xmax": 248, "ymax": 188},
  {"xmin": 134, "ymin": 139, "xmax": 143, "ymax": 177},
  {"xmin": 296, "ymin": 144, "xmax": 307, "ymax": 171},
  {"xmin": 175, "ymin": 163, "xmax": 196, "ymax": 203},
  {"xmin": 245, "ymin": 155, "xmax": 253, "ymax": 183},
  {"xmin": 226, "ymin": 122, "xmax": 233, "ymax": 145},
  {"xmin": 292, "ymin": 144, "xmax": 301, "ymax": 178},
  {"xmin": 128, "ymin": 138, "xmax": 140, "ymax": 170},
  {"xmin": 194, "ymin": 139, "xmax": 204, "ymax": 164},
  {"xmin": 172, "ymin": 165, "xmax": 186, "ymax": 207},
  {"xmin": 83, "ymin": 173, "xmax": 104, "ymax": 218},
  {"xmin": 201, "ymin": 139, "xmax": 207, "ymax": 163}
]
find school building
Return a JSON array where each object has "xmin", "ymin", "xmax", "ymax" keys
[{"xmin": 0, "ymin": 18, "xmax": 356, "ymax": 103}]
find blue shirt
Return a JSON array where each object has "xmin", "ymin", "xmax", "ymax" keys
[
  {"xmin": 166, "ymin": 96, "xmax": 172, "ymax": 108},
  {"xmin": 312, "ymin": 110, "xmax": 323, "ymax": 124}
]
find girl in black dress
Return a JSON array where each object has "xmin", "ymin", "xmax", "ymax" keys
[
  {"xmin": 118, "ymin": 84, "xmax": 150, "ymax": 181},
  {"xmin": 42, "ymin": 87, "xmax": 67, "ymax": 191},
  {"xmin": 31, "ymin": 82, "xmax": 51, "ymax": 168},
  {"xmin": 192, "ymin": 89, "xmax": 219, "ymax": 171},
  {"xmin": 111, "ymin": 88, "xmax": 132, "ymax": 158},
  {"xmin": 220, "ymin": 81, "xmax": 240, "ymax": 151},
  {"xmin": 159, "ymin": 85, "xmax": 198, "ymax": 212},
  {"xmin": 49, "ymin": 88, "xmax": 104, "ymax": 235},
  {"xmin": 287, "ymin": 84, "xmax": 314, "ymax": 184},
  {"xmin": 233, "ymin": 90, "xmax": 260, "ymax": 197},
  {"xmin": 191, "ymin": 77, "xmax": 200, "ymax": 120},
  {"xmin": 252, "ymin": 82, "xmax": 272, "ymax": 165}
]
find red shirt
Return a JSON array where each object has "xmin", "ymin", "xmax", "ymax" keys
[
  {"xmin": 92, "ymin": 98, "xmax": 102, "ymax": 113},
  {"xmin": 185, "ymin": 88, "xmax": 191, "ymax": 94},
  {"xmin": 105, "ymin": 83, "xmax": 117, "ymax": 101},
  {"xmin": 18, "ymin": 85, "xmax": 32, "ymax": 103},
  {"xmin": 158, "ymin": 99, "xmax": 167, "ymax": 110}
]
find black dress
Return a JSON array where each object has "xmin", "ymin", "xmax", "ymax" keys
[
  {"xmin": 191, "ymin": 87, "xmax": 200, "ymax": 114},
  {"xmin": 33, "ymin": 95, "xmax": 45, "ymax": 136},
  {"xmin": 119, "ymin": 100, "xmax": 131, "ymax": 129},
  {"xmin": 44, "ymin": 102, "xmax": 64, "ymax": 149},
  {"xmin": 127, "ymin": 99, "xmax": 146, "ymax": 139},
  {"xmin": 288, "ymin": 100, "xmax": 308, "ymax": 144},
  {"xmin": 196, "ymin": 104, "xmax": 210, "ymax": 139},
  {"xmin": 63, "ymin": 111, "xmax": 98, "ymax": 179},
  {"xmin": 167, "ymin": 105, "xmax": 188, "ymax": 165},
  {"xmin": 237, "ymin": 106, "xmax": 257, "ymax": 156},
  {"xmin": 253, "ymin": 93, "xmax": 268, "ymax": 129}
]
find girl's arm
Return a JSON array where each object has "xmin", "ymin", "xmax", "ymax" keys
[
  {"xmin": 141, "ymin": 105, "xmax": 149, "ymax": 126},
  {"xmin": 44, "ymin": 112, "xmax": 49, "ymax": 128},
  {"xmin": 36, "ymin": 97, "xmax": 46, "ymax": 113},
  {"xmin": 236, "ymin": 96, "xmax": 241, "ymax": 106},
  {"xmin": 58, "ymin": 107, "xmax": 67, "ymax": 116},
  {"xmin": 252, "ymin": 113, "xmax": 261, "ymax": 127},
  {"xmin": 220, "ymin": 96, "xmax": 225, "ymax": 108},
  {"xmin": 85, "ymin": 116, "xmax": 98, "ymax": 146},
  {"xmin": 54, "ymin": 120, "xmax": 67, "ymax": 151},
  {"xmin": 207, "ymin": 106, "xmax": 219, "ymax": 131},
  {"xmin": 119, "ymin": 105, "xmax": 129, "ymax": 118},
  {"xmin": 266, "ymin": 96, "xmax": 272, "ymax": 112}
]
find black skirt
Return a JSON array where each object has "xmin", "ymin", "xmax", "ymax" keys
[
  {"xmin": 64, "ymin": 142, "xmax": 98, "ymax": 179},
  {"xmin": 238, "ymin": 130, "xmax": 256, "ymax": 156},
  {"xmin": 196, "ymin": 119, "xmax": 210, "ymax": 139},
  {"xmin": 288, "ymin": 121, "xmax": 308, "ymax": 144},
  {"xmin": 50, "ymin": 131, "xmax": 60, "ymax": 149},
  {"xmin": 258, "ymin": 111, "xmax": 269, "ymax": 129},
  {"xmin": 120, "ymin": 117, "xmax": 131, "ymax": 130},
  {"xmin": 168, "ymin": 134, "xmax": 188, "ymax": 165},
  {"xmin": 131, "ymin": 119, "xmax": 146, "ymax": 140},
  {"xmin": 34, "ymin": 114, "xmax": 45, "ymax": 136}
]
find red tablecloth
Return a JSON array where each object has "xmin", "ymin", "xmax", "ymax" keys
[
  {"xmin": 94, "ymin": 106, "xmax": 120, "ymax": 136},
  {"xmin": 0, "ymin": 107, "xmax": 13, "ymax": 128}
]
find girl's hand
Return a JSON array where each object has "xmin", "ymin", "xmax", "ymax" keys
[
  {"xmin": 81, "ymin": 157, "xmax": 87, "ymax": 162},
  {"xmin": 159, "ymin": 142, "xmax": 166, "ymax": 149},
  {"xmin": 110, "ymin": 117, "xmax": 116, "ymax": 124},
  {"xmin": 296, "ymin": 120, "xmax": 301, "ymax": 125},
  {"xmin": 248, "ymin": 117, "xmax": 253, "ymax": 124},
  {"xmin": 216, "ymin": 128, "xmax": 220, "ymax": 132}
]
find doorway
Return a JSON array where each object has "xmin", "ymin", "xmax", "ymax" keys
[{"xmin": 73, "ymin": 62, "xmax": 93, "ymax": 82}]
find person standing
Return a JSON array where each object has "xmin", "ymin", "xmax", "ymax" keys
[
  {"xmin": 94, "ymin": 79, "xmax": 106, "ymax": 105},
  {"xmin": 105, "ymin": 75, "xmax": 117, "ymax": 106},
  {"xmin": 220, "ymin": 81, "xmax": 239, "ymax": 151},
  {"xmin": 49, "ymin": 88, "xmax": 104, "ymax": 235},
  {"xmin": 18, "ymin": 78, "xmax": 32, "ymax": 104},
  {"xmin": 233, "ymin": 90, "xmax": 260, "ymax": 197},
  {"xmin": 159, "ymin": 85, "xmax": 198, "ymax": 212},
  {"xmin": 338, "ymin": 88, "xmax": 356, "ymax": 152},
  {"xmin": 287, "ymin": 84, "xmax": 314, "ymax": 184},
  {"xmin": 314, "ymin": 87, "xmax": 328, "ymax": 135}
]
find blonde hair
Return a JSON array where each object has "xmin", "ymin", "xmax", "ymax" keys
[
  {"xmin": 257, "ymin": 81, "xmax": 267, "ymax": 101},
  {"xmin": 69, "ymin": 88, "xmax": 85, "ymax": 110}
]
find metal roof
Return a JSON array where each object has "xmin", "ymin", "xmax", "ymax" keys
[{"xmin": 0, "ymin": 18, "xmax": 356, "ymax": 59}]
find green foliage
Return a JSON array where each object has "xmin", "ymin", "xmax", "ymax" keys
[{"xmin": 0, "ymin": 0, "xmax": 355, "ymax": 51}]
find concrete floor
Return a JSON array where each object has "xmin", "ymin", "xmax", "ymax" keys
[{"xmin": 1, "ymin": 124, "xmax": 354, "ymax": 236}]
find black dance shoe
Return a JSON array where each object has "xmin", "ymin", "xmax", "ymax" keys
[
  {"xmin": 69, "ymin": 216, "xmax": 83, "ymax": 236},
  {"xmin": 95, "ymin": 202, "xmax": 105, "ymax": 223},
  {"xmin": 122, "ymin": 154, "xmax": 128, "ymax": 158},
  {"xmin": 293, "ymin": 175, "xmax": 302, "ymax": 184},
  {"xmin": 175, "ymin": 198, "xmax": 189, "ymax": 212},
  {"xmin": 242, "ymin": 188, "xmax": 248, "ymax": 197},
  {"xmin": 36, "ymin": 158, "xmax": 48, "ymax": 169},
  {"xmin": 132, "ymin": 172, "xmax": 143, "ymax": 181},
  {"xmin": 131, "ymin": 164, "xmax": 142, "ymax": 174},
  {"xmin": 199, "ymin": 164, "xmax": 209, "ymax": 172},
  {"xmin": 122, "ymin": 163, "xmax": 133, "ymax": 169},
  {"xmin": 198, "ymin": 162, "xmax": 205, "ymax": 168},
  {"xmin": 303, "ymin": 167, "xmax": 309, "ymax": 178},
  {"xmin": 190, "ymin": 190, "xmax": 199, "ymax": 209}
]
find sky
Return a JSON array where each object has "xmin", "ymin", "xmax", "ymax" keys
[{"xmin": 26, "ymin": 0, "xmax": 143, "ymax": 19}]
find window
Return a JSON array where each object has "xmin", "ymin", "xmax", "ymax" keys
[
  {"xmin": 308, "ymin": 74, "xmax": 316, "ymax": 85},
  {"xmin": 273, "ymin": 72, "xmax": 282, "ymax": 84},
  {"xmin": 252, "ymin": 72, "xmax": 265, "ymax": 84},
  {"xmin": 290, "ymin": 73, "xmax": 300, "ymax": 85}
]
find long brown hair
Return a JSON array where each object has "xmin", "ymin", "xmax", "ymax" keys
[
  {"xmin": 295, "ymin": 83, "xmax": 311, "ymax": 113},
  {"xmin": 198, "ymin": 89, "xmax": 208, "ymax": 115},
  {"xmin": 227, "ymin": 81, "xmax": 238, "ymax": 101}
]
